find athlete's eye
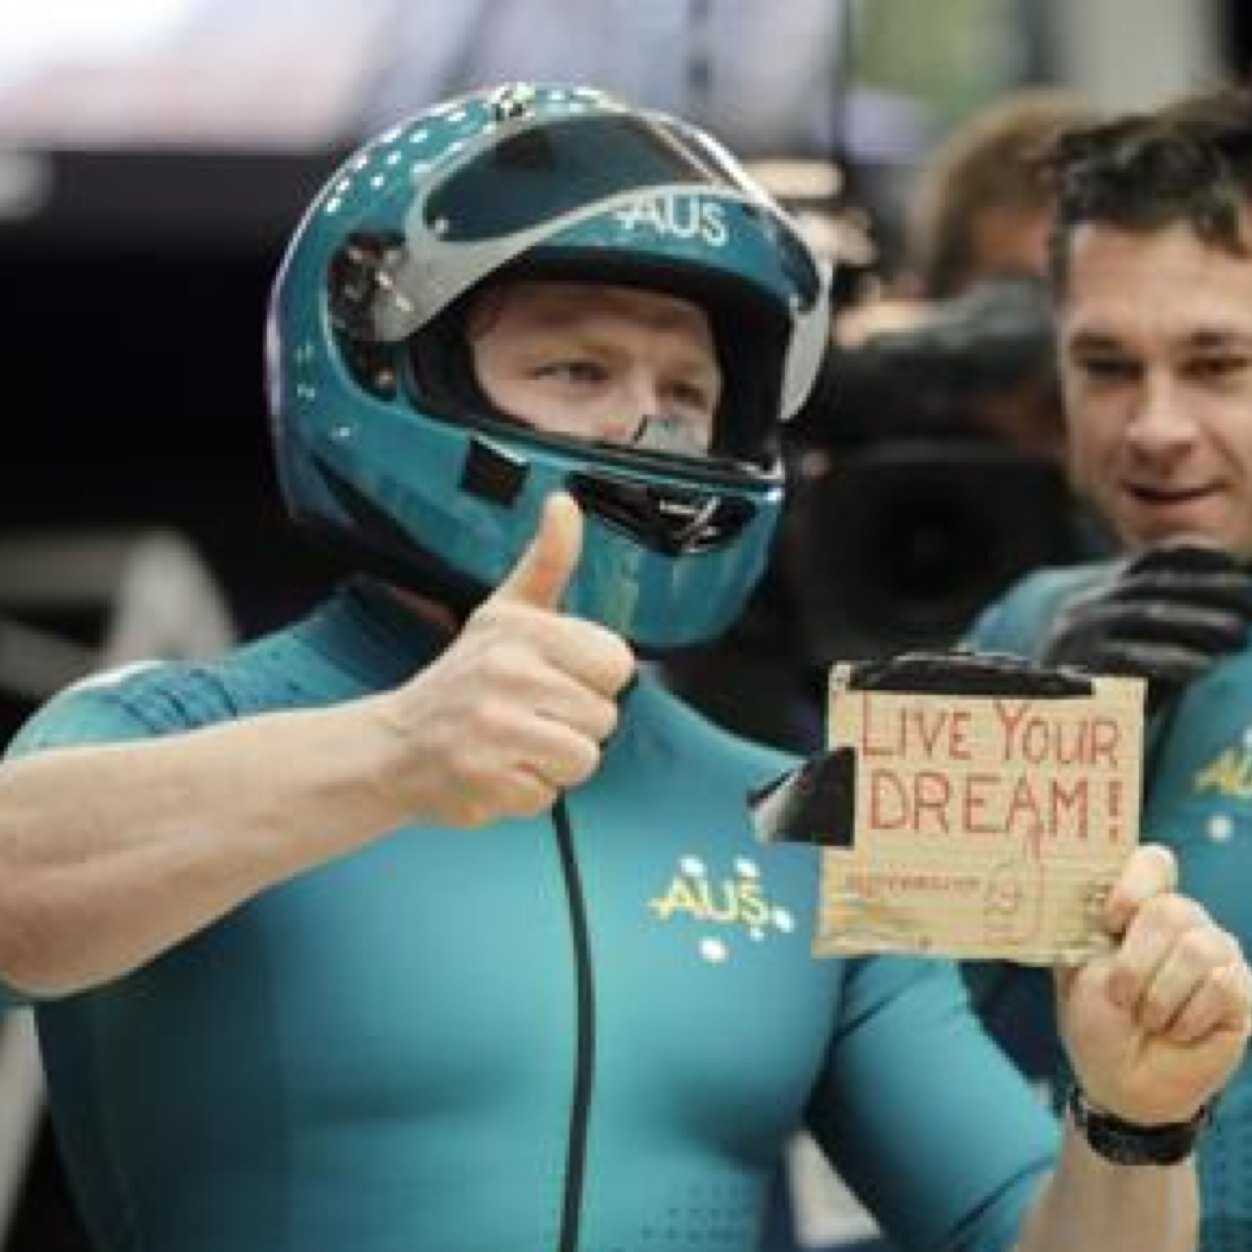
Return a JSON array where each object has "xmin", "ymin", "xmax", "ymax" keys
[
  {"xmin": 665, "ymin": 379, "xmax": 717, "ymax": 417},
  {"xmin": 535, "ymin": 359, "xmax": 609, "ymax": 386}
]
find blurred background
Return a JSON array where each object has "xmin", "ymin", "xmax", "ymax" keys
[{"xmin": 0, "ymin": 1, "xmax": 1249, "ymax": 1248}]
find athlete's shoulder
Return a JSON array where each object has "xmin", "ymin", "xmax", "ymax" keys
[
  {"xmin": 4, "ymin": 604, "xmax": 351, "ymax": 758},
  {"xmin": 6, "ymin": 653, "xmax": 245, "ymax": 757}
]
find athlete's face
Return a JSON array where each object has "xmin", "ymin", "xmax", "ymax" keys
[
  {"xmin": 467, "ymin": 279, "xmax": 722, "ymax": 457},
  {"xmin": 1059, "ymin": 215, "xmax": 1252, "ymax": 559}
]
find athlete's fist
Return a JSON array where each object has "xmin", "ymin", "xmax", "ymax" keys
[
  {"xmin": 1057, "ymin": 845, "xmax": 1252, "ymax": 1127},
  {"xmin": 376, "ymin": 493, "xmax": 636, "ymax": 826}
]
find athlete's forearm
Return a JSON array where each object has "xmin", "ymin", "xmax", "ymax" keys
[
  {"xmin": 0, "ymin": 696, "xmax": 408, "ymax": 997},
  {"xmin": 1014, "ymin": 1120, "xmax": 1197, "ymax": 1252}
]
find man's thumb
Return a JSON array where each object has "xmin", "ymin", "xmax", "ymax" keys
[{"xmin": 493, "ymin": 492, "xmax": 583, "ymax": 610}]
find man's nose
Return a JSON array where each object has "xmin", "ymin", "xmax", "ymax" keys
[{"xmin": 1125, "ymin": 372, "xmax": 1196, "ymax": 453}]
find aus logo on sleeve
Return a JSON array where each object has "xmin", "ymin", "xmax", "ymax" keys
[
  {"xmin": 1194, "ymin": 727, "xmax": 1252, "ymax": 803},
  {"xmin": 612, "ymin": 195, "xmax": 729, "ymax": 247}
]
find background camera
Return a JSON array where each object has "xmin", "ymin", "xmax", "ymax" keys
[{"xmin": 788, "ymin": 438, "xmax": 1082, "ymax": 665}]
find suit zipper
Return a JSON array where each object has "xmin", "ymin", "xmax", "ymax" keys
[{"xmin": 553, "ymin": 795, "xmax": 595, "ymax": 1252}]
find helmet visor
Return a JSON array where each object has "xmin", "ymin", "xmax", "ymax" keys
[
  {"xmin": 370, "ymin": 111, "xmax": 825, "ymax": 340},
  {"xmin": 427, "ymin": 111, "xmax": 763, "ymax": 239}
]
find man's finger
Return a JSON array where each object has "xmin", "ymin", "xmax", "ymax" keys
[
  {"xmin": 1135, "ymin": 925, "xmax": 1240, "ymax": 1032},
  {"xmin": 492, "ymin": 492, "xmax": 583, "ymax": 611},
  {"xmin": 1163, "ymin": 961, "xmax": 1252, "ymax": 1045},
  {"xmin": 1105, "ymin": 893, "xmax": 1208, "ymax": 1012},
  {"xmin": 1103, "ymin": 844, "xmax": 1178, "ymax": 936}
]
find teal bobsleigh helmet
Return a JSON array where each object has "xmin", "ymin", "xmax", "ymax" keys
[{"xmin": 268, "ymin": 82, "xmax": 831, "ymax": 649}]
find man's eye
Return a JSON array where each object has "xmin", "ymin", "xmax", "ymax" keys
[
  {"xmin": 1188, "ymin": 355, "xmax": 1250, "ymax": 383},
  {"xmin": 1077, "ymin": 356, "xmax": 1138, "ymax": 383}
]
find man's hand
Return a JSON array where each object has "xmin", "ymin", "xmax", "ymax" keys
[
  {"xmin": 378, "ymin": 492, "xmax": 636, "ymax": 827},
  {"xmin": 1057, "ymin": 845, "xmax": 1252, "ymax": 1125},
  {"xmin": 1041, "ymin": 544, "xmax": 1252, "ymax": 712}
]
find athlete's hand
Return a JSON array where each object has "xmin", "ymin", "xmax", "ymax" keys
[
  {"xmin": 1057, "ymin": 845, "xmax": 1252, "ymax": 1126},
  {"xmin": 378, "ymin": 492, "xmax": 636, "ymax": 826},
  {"xmin": 1040, "ymin": 544, "xmax": 1252, "ymax": 713}
]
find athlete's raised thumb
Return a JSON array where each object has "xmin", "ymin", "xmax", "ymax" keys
[{"xmin": 492, "ymin": 491, "xmax": 584, "ymax": 611}]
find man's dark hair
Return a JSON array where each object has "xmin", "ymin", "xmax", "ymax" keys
[{"xmin": 1046, "ymin": 82, "xmax": 1252, "ymax": 290}]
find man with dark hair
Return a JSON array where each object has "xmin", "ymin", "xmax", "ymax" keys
[{"xmin": 968, "ymin": 81, "xmax": 1252, "ymax": 1252}]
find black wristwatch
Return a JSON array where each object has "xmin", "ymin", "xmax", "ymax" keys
[{"xmin": 1067, "ymin": 1085, "xmax": 1210, "ymax": 1166}]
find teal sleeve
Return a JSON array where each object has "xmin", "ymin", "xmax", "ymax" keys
[
  {"xmin": 963, "ymin": 581, "xmax": 1046, "ymax": 657},
  {"xmin": 4, "ymin": 668, "xmax": 173, "ymax": 761},
  {"xmin": 806, "ymin": 955, "xmax": 1058, "ymax": 1252},
  {"xmin": 964, "ymin": 563, "xmax": 1120, "ymax": 656},
  {"xmin": 0, "ymin": 673, "xmax": 168, "ymax": 1008}
]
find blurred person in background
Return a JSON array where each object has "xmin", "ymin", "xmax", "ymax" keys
[
  {"xmin": 908, "ymin": 87, "xmax": 1096, "ymax": 300},
  {"xmin": 0, "ymin": 81, "xmax": 1247, "ymax": 1252},
  {"xmin": 832, "ymin": 86, "xmax": 1097, "ymax": 461},
  {"xmin": 903, "ymin": 86, "xmax": 1097, "ymax": 464}
]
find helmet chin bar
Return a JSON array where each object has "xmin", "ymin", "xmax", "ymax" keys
[
  {"xmin": 451, "ymin": 412, "xmax": 766, "ymax": 560},
  {"xmin": 458, "ymin": 434, "xmax": 759, "ymax": 556},
  {"xmin": 565, "ymin": 471, "xmax": 755, "ymax": 555}
]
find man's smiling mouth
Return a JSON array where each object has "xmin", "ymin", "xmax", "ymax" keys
[{"xmin": 1125, "ymin": 483, "xmax": 1218, "ymax": 504}]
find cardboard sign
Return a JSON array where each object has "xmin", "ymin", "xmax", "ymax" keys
[{"xmin": 811, "ymin": 662, "xmax": 1144, "ymax": 964}]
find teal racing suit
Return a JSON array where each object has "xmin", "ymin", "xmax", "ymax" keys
[
  {"xmin": 4, "ymin": 579, "xmax": 1058, "ymax": 1252},
  {"xmin": 968, "ymin": 559, "xmax": 1252, "ymax": 1252}
]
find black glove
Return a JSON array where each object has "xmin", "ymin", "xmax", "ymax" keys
[{"xmin": 1040, "ymin": 544, "xmax": 1252, "ymax": 711}]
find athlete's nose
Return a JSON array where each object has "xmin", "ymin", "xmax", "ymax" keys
[{"xmin": 600, "ymin": 371, "xmax": 666, "ymax": 444}]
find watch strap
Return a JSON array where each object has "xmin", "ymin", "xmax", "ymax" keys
[{"xmin": 1068, "ymin": 1085, "xmax": 1209, "ymax": 1166}]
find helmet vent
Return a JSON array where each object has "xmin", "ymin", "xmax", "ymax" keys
[
  {"xmin": 459, "ymin": 436, "xmax": 529, "ymax": 505},
  {"xmin": 328, "ymin": 230, "xmax": 408, "ymax": 341},
  {"xmin": 567, "ymin": 472, "xmax": 754, "ymax": 555}
]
